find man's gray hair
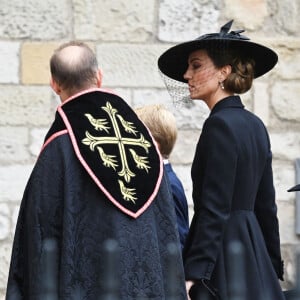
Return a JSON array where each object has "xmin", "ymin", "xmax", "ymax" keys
[{"xmin": 50, "ymin": 41, "xmax": 99, "ymax": 94}]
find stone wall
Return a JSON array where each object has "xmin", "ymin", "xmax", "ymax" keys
[{"xmin": 0, "ymin": 0, "xmax": 300, "ymax": 297}]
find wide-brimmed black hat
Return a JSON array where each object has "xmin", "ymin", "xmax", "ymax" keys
[{"xmin": 158, "ymin": 20, "xmax": 278, "ymax": 83}]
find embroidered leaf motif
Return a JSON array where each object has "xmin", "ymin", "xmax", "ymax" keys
[
  {"xmin": 129, "ymin": 149, "xmax": 150, "ymax": 173},
  {"xmin": 98, "ymin": 147, "xmax": 118, "ymax": 170},
  {"xmin": 102, "ymin": 102, "xmax": 117, "ymax": 116},
  {"xmin": 82, "ymin": 134, "xmax": 92, "ymax": 147},
  {"xmin": 118, "ymin": 166, "xmax": 136, "ymax": 183},
  {"xmin": 134, "ymin": 135, "xmax": 151, "ymax": 153},
  {"xmin": 84, "ymin": 113, "xmax": 110, "ymax": 133},
  {"xmin": 117, "ymin": 115, "xmax": 138, "ymax": 135},
  {"xmin": 118, "ymin": 180, "xmax": 137, "ymax": 203},
  {"xmin": 82, "ymin": 131, "xmax": 101, "ymax": 151}
]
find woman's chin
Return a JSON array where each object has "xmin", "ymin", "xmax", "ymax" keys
[{"xmin": 189, "ymin": 94, "xmax": 198, "ymax": 100}]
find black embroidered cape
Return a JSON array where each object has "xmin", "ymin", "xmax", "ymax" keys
[
  {"xmin": 45, "ymin": 89, "xmax": 163, "ymax": 218},
  {"xmin": 6, "ymin": 89, "xmax": 187, "ymax": 299}
]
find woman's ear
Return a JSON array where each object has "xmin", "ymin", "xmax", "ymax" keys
[{"xmin": 220, "ymin": 64, "xmax": 232, "ymax": 80}]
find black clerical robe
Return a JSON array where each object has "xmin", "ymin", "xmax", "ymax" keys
[{"xmin": 6, "ymin": 89, "xmax": 187, "ymax": 300}]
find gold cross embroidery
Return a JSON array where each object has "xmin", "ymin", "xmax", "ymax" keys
[{"xmin": 82, "ymin": 102, "xmax": 152, "ymax": 203}]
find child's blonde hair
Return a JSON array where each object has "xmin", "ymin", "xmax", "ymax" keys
[{"xmin": 135, "ymin": 104, "xmax": 177, "ymax": 158}]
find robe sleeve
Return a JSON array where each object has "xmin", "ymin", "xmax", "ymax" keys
[{"xmin": 6, "ymin": 139, "xmax": 64, "ymax": 299}]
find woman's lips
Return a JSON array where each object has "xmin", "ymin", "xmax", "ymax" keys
[{"xmin": 188, "ymin": 85, "xmax": 195, "ymax": 92}]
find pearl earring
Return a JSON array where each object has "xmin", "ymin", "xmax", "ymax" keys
[{"xmin": 219, "ymin": 81, "xmax": 225, "ymax": 90}]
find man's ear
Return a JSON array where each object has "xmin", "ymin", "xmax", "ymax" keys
[
  {"xmin": 96, "ymin": 69, "xmax": 103, "ymax": 88},
  {"xmin": 50, "ymin": 77, "xmax": 61, "ymax": 95}
]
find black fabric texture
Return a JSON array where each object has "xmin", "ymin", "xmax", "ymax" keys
[{"xmin": 44, "ymin": 112, "xmax": 66, "ymax": 142}]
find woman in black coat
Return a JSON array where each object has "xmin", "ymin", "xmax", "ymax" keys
[{"xmin": 158, "ymin": 20, "xmax": 285, "ymax": 300}]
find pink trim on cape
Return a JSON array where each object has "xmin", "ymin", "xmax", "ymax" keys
[
  {"xmin": 39, "ymin": 129, "xmax": 68, "ymax": 156},
  {"xmin": 61, "ymin": 87, "xmax": 119, "ymax": 106}
]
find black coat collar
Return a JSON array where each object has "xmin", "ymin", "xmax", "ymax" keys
[{"xmin": 210, "ymin": 95, "xmax": 244, "ymax": 115}]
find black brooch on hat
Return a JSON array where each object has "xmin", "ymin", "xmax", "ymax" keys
[
  {"xmin": 288, "ymin": 184, "xmax": 300, "ymax": 192},
  {"xmin": 200, "ymin": 19, "xmax": 249, "ymax": 41}
]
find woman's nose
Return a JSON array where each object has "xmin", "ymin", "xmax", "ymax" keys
[{"xmin": 183, "ymin": 68, "xmax": 191, "ymax": 80}]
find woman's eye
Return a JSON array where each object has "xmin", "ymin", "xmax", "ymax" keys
[{"xmin": 192, "ymin": 64, "xmax": 201, "ymax": 70}]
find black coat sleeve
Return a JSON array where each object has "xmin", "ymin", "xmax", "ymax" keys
[{"xmin": 254, "ymin": 149, "xmax": 284, "ymax": 280}]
